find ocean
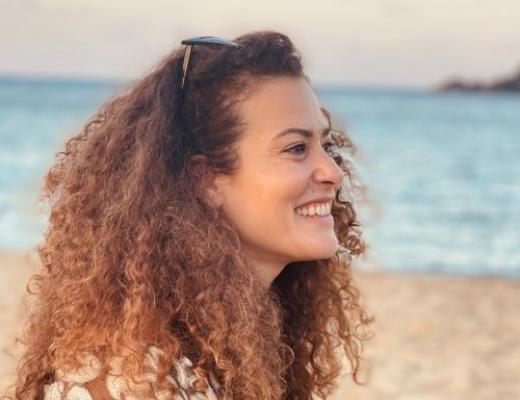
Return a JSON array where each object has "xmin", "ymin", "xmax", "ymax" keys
[{"xmin": 1, "ymin": 77, "xmax": 519, "ymax": 279}]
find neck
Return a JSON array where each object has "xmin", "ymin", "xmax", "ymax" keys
[{"xmin": 242, "ymin": 245, "xmax": 289, "ymax": 288}]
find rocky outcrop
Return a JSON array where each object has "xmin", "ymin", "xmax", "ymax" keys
[{"xmin": 435, "ymin": 65, "xmax": 520, "ymax": 92}]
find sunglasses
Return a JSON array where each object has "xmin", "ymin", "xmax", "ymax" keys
[{"xmin": 180, "ymin": 36, "xmax": 239, "ymax": 92}]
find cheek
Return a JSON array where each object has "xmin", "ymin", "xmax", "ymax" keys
[{"xmin": 221, "ymin": 167, "xmax": 307, "ymax": 232}]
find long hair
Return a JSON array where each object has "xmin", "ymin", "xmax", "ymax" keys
[{"xmin": 5, "ymin": 30, "xmax": 374, "ymax": 400}]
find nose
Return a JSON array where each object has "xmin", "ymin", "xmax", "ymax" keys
[{"xmin": 312, "ymin": 147, "xmax": 344, "ymax": 190}]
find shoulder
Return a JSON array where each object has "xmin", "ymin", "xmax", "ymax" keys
[{"xmin": 43, "ymin": 346, "xmax": 220, "ymax": 400}]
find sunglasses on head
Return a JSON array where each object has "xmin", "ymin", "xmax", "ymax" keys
[{"xmin": 179, "ymin": 36, "xmax": 239, "ymax": 92}]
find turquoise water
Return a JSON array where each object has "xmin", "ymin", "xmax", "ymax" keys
[{"xmin": 1, "ymin": 77, "xmax": 519, "ymax": 278}]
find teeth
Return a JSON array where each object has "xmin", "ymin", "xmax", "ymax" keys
[{"xmin": 295, "ymin": 201, "xmax": 332, "ymax": 217}]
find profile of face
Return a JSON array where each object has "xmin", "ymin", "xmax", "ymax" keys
[{"xmin": 207, "ymin": 77, "xmax": 345, "ymax": 284}]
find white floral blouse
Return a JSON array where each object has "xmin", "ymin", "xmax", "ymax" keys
[{"xmin": 42, "ymin": 346, "xmax": 220, "ymax": 400}]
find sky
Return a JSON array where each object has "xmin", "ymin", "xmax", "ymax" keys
[{"xmin": 2, "ymin": 0, "xmax": 520, "ymax": 88}]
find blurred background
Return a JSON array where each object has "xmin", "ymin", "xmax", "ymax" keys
[{"xmin": 1, "ymin": 1, "xmax": 519, "ymax": 399}]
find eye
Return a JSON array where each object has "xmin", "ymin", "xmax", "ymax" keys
[
  {"xmin": 285, "ymin": 141, "xmax": 336, "ymax": 156},
  {"xmin": 286, "ymin": 143, "xmax": 307, "ymax": 154}
]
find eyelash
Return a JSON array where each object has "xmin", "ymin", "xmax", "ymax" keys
[{"xmin": 286, "ymin": 141, "xmax": 335, "ymax": 155}]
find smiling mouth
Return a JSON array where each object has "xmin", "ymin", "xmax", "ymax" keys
[
  {"xmin": 294, "ymin": 201, "xmax": 332, "ymax": 217},
  {"xmin": 294, "ymin": 208, "xmax": 334, "ymax": 224},
  {"xmin": 296, "ymin": 213, "xmax": 333, "ymax": 219}
]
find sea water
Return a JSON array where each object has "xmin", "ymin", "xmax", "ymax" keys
[
  {"xmin": 319, "ymin": 87, "xmax": 520, "ymax": 278},
  {"xmin": 1, "ymin": 77, "xmax": 519, "ymax": 278}
]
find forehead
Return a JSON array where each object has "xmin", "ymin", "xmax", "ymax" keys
[{"xmin": 237, "ymin": 77, "xmax": 328, "ymax": 136}]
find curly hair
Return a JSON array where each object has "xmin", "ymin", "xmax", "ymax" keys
[{"xmin": 5, "ymin": 30, "xmax": 374, "ymax": 400}]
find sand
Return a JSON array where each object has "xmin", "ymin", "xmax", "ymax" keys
[
  {"xmin": 1, "ymin": 250, "xmax": 519, "ymax": 399},
  {"xmin": 0, "ymin": 250, "xmax": 41, "ymax": 396},
  {"xmin": 335, "ymin": 268, "xmax": 520, "ymax": 400}
]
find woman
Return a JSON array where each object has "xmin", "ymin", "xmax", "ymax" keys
[{"xmin": 6, "ymin": 30, "xmax": 373, "ymax": 400}]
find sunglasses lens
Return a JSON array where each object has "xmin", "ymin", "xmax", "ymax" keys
[
  {"xmin": 179, "ymin": 36, "xmax": 239, "ymax": 92},
  {"xmin": 181, "ymin": 36, "xmax": 238, "ymax": 47}
]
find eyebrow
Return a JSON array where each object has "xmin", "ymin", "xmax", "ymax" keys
[{"xmin": 274, "ymin": 124, "xmax": 332, "ymax": 140}]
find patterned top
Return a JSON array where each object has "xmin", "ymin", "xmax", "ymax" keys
[{"xmin": 42, "ymin": 346, "xmax": 220, "ymax": 400}]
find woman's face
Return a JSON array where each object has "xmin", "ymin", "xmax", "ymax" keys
[{"xmin": 209, "ymin": 77, "xmax": 344, "ymax": 283}]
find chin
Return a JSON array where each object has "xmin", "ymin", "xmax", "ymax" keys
[
  {"xmin": 289, "ymin": 234, "xmax": 338, "ymax": 261},
  {"xmin": 300, "ymin": 243, "xmax": 338, "ymax": 261}
]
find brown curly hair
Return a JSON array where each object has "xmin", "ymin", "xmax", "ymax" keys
[{"xmin": 5, "ymin": 30, "xmax": 374, "ymax": 400}]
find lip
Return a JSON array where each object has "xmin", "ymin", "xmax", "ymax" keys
[
  {"xmin": 296, "ymin": 213, "xmax": 334, "ymax": 225},
  {"xmin": 295, "ymin": 196, "xmax": 335, "ymax": 209}
]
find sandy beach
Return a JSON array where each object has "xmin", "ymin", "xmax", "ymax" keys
[{"xmin": 1, "ymin": 250, "xmax": 519, "ymax": 399}]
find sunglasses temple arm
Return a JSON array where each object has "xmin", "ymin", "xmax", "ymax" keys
[{"xmin": 181, "ymin": 45, "xmax": 192, "ymax": 90}]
